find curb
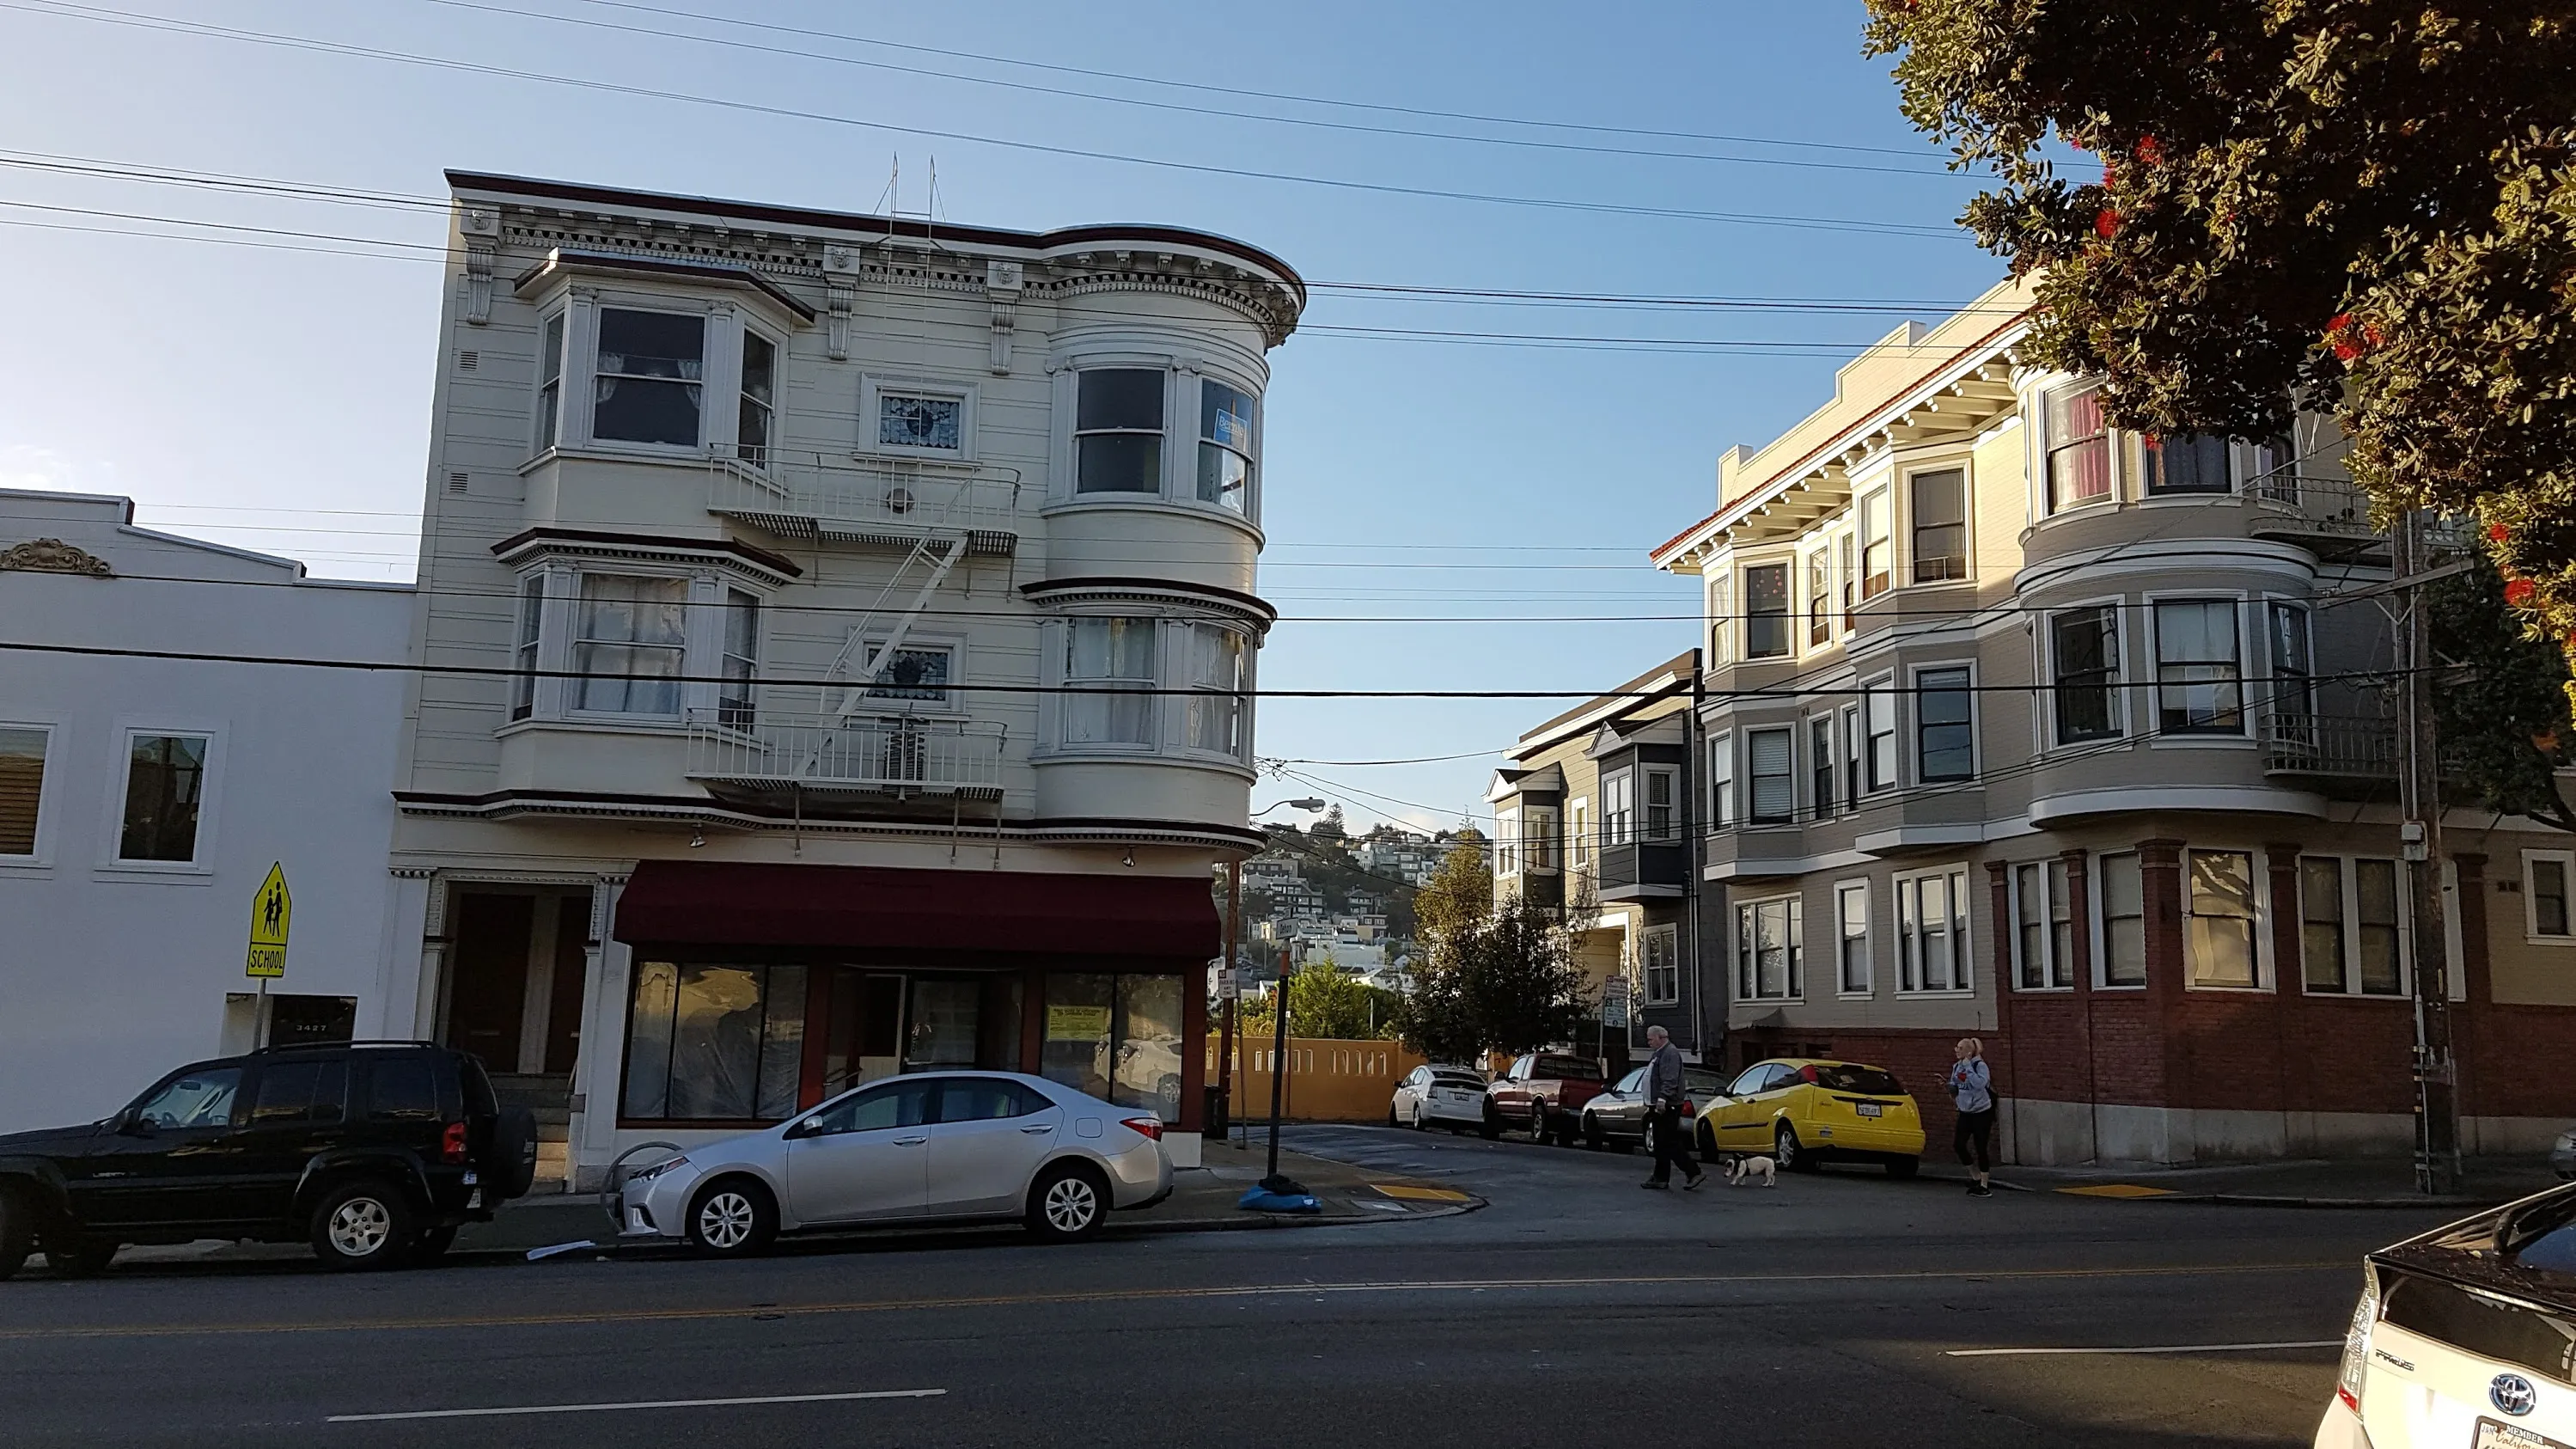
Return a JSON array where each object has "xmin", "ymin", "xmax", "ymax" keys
[{"xmin": 2039, "ymin": 1187, "xmax": 2517, "ymax": 1210}]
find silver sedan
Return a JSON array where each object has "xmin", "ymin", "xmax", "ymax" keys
[{"xmin": 619, "ymin": 1071, "xmax": 1173, "ymax": 1255}]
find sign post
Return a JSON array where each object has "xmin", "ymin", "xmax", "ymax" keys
[{"xmin": 246, "ymin": 863, "xmax": 291, "ymax": 1048}]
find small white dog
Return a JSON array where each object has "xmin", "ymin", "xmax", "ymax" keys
[{"xmin": 1726, "ymin": 1153, "xmax": 1779, "ymax": 1187}]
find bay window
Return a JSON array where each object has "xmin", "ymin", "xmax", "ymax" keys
[
  {"xmin": 1736, "ymin": 895, "xmax": 1803, "ymax": 1001},
  {"xmin": 1494, "ymin": 807, "xmax": 1521, "ymax": 875},
  {"xmin": 1747, "ymin": 728, "xmax": 1793, "ymax": 824},
  {"xmin": 2155, "ymin": 599, "xmax": 2243, "ymax": 735},
  {"xmin": 1184, "ymin": 623, "xmax": 1248, "ymax": 756},
  {"xmin": 2187, "ymin": 849, "xmax": 2259, "ymax": 987},
  {"xmin": 1076, "ymin": 370, "xmax": 1166, "ymax": 493},
  {"xmin": 1864, "ymin": 679, "xmax": 1896, "ymax": 791},
  {"xmin": 1644, "ymin": 767, "xmax": 1676, "ymax": 841},
  {"xmin": 1809, "ymin": 715, "xmax": 1834, "ymax": 821},
  {"xmin": 1602, "ymin": 771, "xmax": 1634, "ymax": 847},
  {"xmin": 1707, "ymin": 732, "xmax": 1734, "ymax": 830},
  {"xmin": 735, "ymin": 330, "xmax": 777, "ymax": 464},
  {"xmin": 510, "ymin": 574, "xmax": 545, "ymax": 722},
  {"xmin": 572, "ymin": 574, "xmax": 688, "ymax": 716},
  {"xmin": 534, "ymin": 312, "xmax": 565, "ymax": 452},
  {"xmin": 2050, "ymin": 606, "xmax": 2121, "ymax": 743},
  {"xmin": 1707, "ymin": 576, "xmax": 1731, "ymax": 666},
  {"xmin": 1525, "ymin": 806, "xmax": 1559, "ymax": 871},
  {"xmin": 1197, "ymin": 378, "xmax": 1256, "ymax": 511},
  {"xmin": 2045, "ymin": 382, "xmax": 2110, "ymax": 511},
  {"xmin": 1807, "ymin": 550, "xmax": 1831, "ymax": 646},
  {"xmin": 2141, "ymin": 433, "xmax": 2233, "ymax": 494},
  {"xmin": 2269, "ymin": 603, "xmax": 2314, "ymax": 724},
  {"xmin": 1063, "ymin": 616, "xmax": 1157, "ymax": 745},
  {"xmin": 1915, "ymin": 666, "xmax": 1974, "ymax": 781},
  {"xmin": 1896, "ymin": 866, "xmax": 1971, "ymax": 993},
  {"xmin": 717, "ymin": 590, "xmax": 759, "ymax": 729},
  {"xmin": 1910, "ymin": 468, "xmax": 1967, "ymax": 582},
  {"xmin": 591, "ymin": 308, "xmax": 705, "ymax": 447},
  {"xmin": 1745, "ymin": 563, "xmax": 1791, "ymax": 659},
  {"xmin": 1860, "ymin": 491, "xmax": 1892, "ymax": 598}
]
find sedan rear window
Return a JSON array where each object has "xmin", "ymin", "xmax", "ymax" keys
[
  {"xmin": 1683, "ymin": 1069, "xmax": 1727, "ymax": 1096},
  {"xmin": 1536, "ymin": 1055, "xmax": 1603, "ymax": 1080},
  {"xmin": 1431, "ymin": 1073, "xmax": 1485, "ymax": 1088},
  {"xmin": 1806, "ymin": 1063, "xmax": 1907, "ymax": 1096}
]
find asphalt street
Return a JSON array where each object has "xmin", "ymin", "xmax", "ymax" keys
[{"xmin": 0, "ymin": 1123, "xmax": 2461, "ymax": 1448}]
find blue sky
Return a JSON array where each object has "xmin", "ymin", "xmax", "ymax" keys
[{"xmin": 0, "ymin": 0, "xmax": 2007, "ymax": 831}]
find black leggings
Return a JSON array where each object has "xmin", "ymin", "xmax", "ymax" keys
[{"xmin": 1954, "ymin": 1108, "xmax": 1996, "ymax": 1174}]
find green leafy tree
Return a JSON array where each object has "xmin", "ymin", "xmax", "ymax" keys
[
  {"xmin": 2433, "ymin": 554, "xmax": 2576, "ymax": 832},
  {"xmin": 1863, "ymin": 2, "xmax": 2576, "ymax": 678},
  {"xmin": 1411, "ymin": 839, "xmax": 1492, "ymax": 949},
  {"xmin": 1395, "ymin": 896, "xmax": 1588, "ymax": 1062}
]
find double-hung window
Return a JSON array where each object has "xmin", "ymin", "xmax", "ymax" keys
[
  {"xmin": 1568, "ymin": 800, "xmax": 1590, "ymax": 871},
  {"xmin": 2099, "ymin": 852, "xmax": 2147, "ymax": 985},
  {"xmin": 1642, "ymin": 926, "xmax": 1680, "ymax": 1005},
  {"xmin": 2254, "ymin": 431, "xmax": 2300, "ymax": 502},
  {"xmin": 2141, "ymin": 433, "xmax": 2233, "ymax": 494},
  {"xmin": 717, "ymin": 590, "xmax": 759, "ymax": 730},
  {"xmin": 1860, "ymin": 492, "xmax": 1892, "ymax": 599},
  {"xmin": 534, "ymin": 313, "xmax": 565, "ymax": 452},
  {"xmin": 1864, "ymin": 680, "xmax": 1897, "ymax": 792},
  {"xmin": 2301, "ymin": 856, "xmax": 2405, "ymax": 994},
  {"xmin": 118, "ymin": 733, "xmax": 209, "ymax": 864},
  {"xmin": 1910, "ymin": 469, "xmax": 1968, "ymax": 582},
  {"xmin": 1807, "ymin": 550, "xmax": 1832, "ymax": 646},
  {"xmin": 2269, "ymin": 603, "xmax": 2315, "ymax": 728},
  {"xmin": 2050, "ymin": 606, "xmax": 2121, "ymax": 743},
  {"xmin": 1197, "ymin": 379, "xmax": 1255, "ymax": 512},
  {"xmin": 2527, "ymin": 851, "xmax": 2574, "ymax": 942},
  {"xmin": 1706, "ymin": 733, "xmax": 1734, "ymax": 830},
  {"xmin": 1915, "ymin": 667, "xmax": 1974, "ymax": 782},
  {"xmin": 1838, "ymin": 535, "xmax": 1859, "ymax": 631},
  {"xmin": 2156, "ymin": 600, "xmax": 2243, "ymax": 735},
  {"xmin": 2186, "ymin": 849, "xmax": 2260, "ymax": 987},
  {"xmin": 2044, "ymin": 383, "xmax": 2111, "ymax": 511},
  {"xmin": 1809, "ymin": 715, "xmax": 1834, "ymax": 821},
  {"xmin": 1840, "ymin": 703, "xmax": 1861, "ymax": 804},
  {"xmin": 0, "ymin": 725, "xmax": 45, "ymax": 856},
  {"xmin": 1896, "ymin": 867, "xmax": 1971, "ymax": 993},
  {"xmin": 510, "ymin": 575, "xmax": 545, "ymax": 722},
  {"xmin": 1643, "ymin": 767, "xmax": 1677, "ymax": 841},
  {"xmin": 591, "ymin": 308, "xmax": 705, "ymax": 447},
  {"xmin": 1076, "ymin": 370, "xmax": 1165, "ymax": 493},
  {"xmin": 573, "ymin": 574, "xmax": 688, "ymax": 716},
  {"xmin": 1602, "ymin": 771, "xmax": 1634, "ymax": 847},
  {"xmin": 1524, "ymin": 806, "xmax": 1559, "ymax": 871},
  {"xmin": 1747, "ymin": 729, "xmax": 1794, "ymax": 824},
  {"xmin": 1494, "ymin": 808, "xmax": 1521, "ymax": 875},
  {"xmin": 1063, "ymin": 617, "xmax": 1157, "ymax": 745},
  {"xmin": 1836, "ymin": 882, "xmax": 1871, "ymax": 994},
  {"xmin": 1744, "ymin": 564, "xmax": 1792, "ymax": 659},
  {"xmin": 1707, "ymin": 577, "xmax": 1731, "ymax": 667},
  {"xmin": 736, "ymin": 330, "xmax": 777, "ymax": 464},
  {"xmin": 1183, "ymin": 624, "xmax": 1248, "ymax": 756},
  {"xmin": 1736, "ymin": 896, "xmax": 1803, "ymax": 1001},
  {"xmin": 2014, "ymin": 861, "xmax": 2074, "ymax": 988}
]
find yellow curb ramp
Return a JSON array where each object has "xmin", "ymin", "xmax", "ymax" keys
[
  {"xmin": 1370, "ymin": 1183, "xmax": 1472, "ymax": 1203},
  {"xmin": 2057, "ymin": 1183, "xmax": 2178, "ymax": 1199}
]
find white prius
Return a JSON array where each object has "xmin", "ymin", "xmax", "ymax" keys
[
  {"xmin": 2316, "ymin": 1181, "xmax": 2575, "ymax": 1448},
  {"xmin": 618, "ymin": 1071, "xmax": 1173, "ymax": 1253}
]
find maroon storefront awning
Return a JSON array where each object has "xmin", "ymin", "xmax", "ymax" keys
[{"xmin": 612, "ymin": 859, "xmax": 1219, "ymax": 963}]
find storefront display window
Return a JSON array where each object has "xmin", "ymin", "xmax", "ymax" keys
[
  {"xmin": 905, "ymin": 978, "xmax": 980, "ymax": 1068},
  {"xmin": 621, "ymin": 961, "xmax": 806, "ymax": 1121},
  {"xmin": 1041, "ymin": 971, "xmax": 1185, "ymax": 1120},
  {"xmin": 1041, "ymin": 973, "xmax": 1115, "ymax": 1098}
]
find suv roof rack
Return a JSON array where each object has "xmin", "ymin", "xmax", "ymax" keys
[{"xmin": 249, "ymin": 1039, "xmax": 445, "ymax": 1055}]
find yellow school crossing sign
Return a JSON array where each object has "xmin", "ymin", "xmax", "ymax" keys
[{"xmin": 247, "ymin": 862, "xmax": 291, "ymax": 978}]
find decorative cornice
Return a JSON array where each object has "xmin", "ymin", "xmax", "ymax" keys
[
  {"xmin": 393, "ymin": 788, "xmax": 1262, "ymax": 851},
  {"xmin": 0, "ymin": 538, "xmax": 112, "ymax": 577},
  {"xmin": 1019, "ymin": 575, "xmax": 1277, "ymax": 627},
  {"xmin": 490, "ymin": 525, "xmax": 802, "ymax": 583}
]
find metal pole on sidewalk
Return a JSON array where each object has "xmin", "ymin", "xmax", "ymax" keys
[
  {"xmin": 1219, "ymin": 859, "xmax": 1240, "ymax": 1139},
  {"xmin": 2397, "ymin": 509, "xmax": 2462, "ymax": 1195},
  {"xmin": 1263, "ymin": 942, "xmax": 1297, "ymax": 1192}
]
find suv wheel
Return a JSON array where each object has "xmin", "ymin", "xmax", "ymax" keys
[
  {"xmin": 0, "ymin": 1187, "xmax": 34, "ymax": 1282},
  {"xmin": 1026, "ymin": 1162, "xmax": 1108, "ymax": 1243},
  {"xmin": 687, "ymin": 1178, "xmax": 778, "ymax": 1258},
  {"xmin": 311, "ymin": 1180, "xmax": 417, "ymax": 1271},
  {"xmin": 44, "ymin": 1238, "xmax": 116, "ymax": 1278}
]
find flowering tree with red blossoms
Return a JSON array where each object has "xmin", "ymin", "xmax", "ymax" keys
[{"xmin": 1863, "ymin": 0, "xmax": 2576, "ymax": 821}]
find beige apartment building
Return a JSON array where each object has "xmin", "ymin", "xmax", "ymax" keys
[
  {"xmin": 1651, "ymin": 278, "xmax": 2576, "ymax": 1165},
  {"xmin": 1489, "ymin": 652, "xmax": 1705, "ymax": 1060}
]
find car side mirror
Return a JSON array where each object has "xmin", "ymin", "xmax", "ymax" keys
[{"xmin": 785, "ymin": 1116, "xmax": 825, "ymax": 1140}]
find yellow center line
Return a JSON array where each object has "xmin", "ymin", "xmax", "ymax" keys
[{"xmin": 0, "ymin": 1261, "xmax": 2347, "ymax": 1342}]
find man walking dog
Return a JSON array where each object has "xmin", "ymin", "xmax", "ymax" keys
[{"xmin": 1639, "ymin": 1025, "xmax": 1705, "ymax": 1191}]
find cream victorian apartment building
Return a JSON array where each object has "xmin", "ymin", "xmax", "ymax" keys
[
  {"xmin": 384, "ymin": 173, "xmax": 1302, "ymax": 1184},
  {"xmin": 1652, "ymin": 277, "xmax": 2576, "ymax": 1166}
]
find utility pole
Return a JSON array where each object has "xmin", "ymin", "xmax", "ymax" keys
[
  {"xmin": 1262, "ymin": 941, "xmax": 1301, "ymax": 1194},
  {"xmin": 2396, "ymin": 508, "xmax": 2462, "ymax": 1195}
]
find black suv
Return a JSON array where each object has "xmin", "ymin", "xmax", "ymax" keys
[{"xmin": 0, "ymin": 1041, "xmax": 536, "ymax": 1278}]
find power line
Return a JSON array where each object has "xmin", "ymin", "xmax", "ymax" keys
[
  {"xmin": 416, "ymin": 0, "xmax": 1982, "ymax": 181},
  {"xmin": 5, "ymin": 3, "xmax": 1966, "ymax": 240}
]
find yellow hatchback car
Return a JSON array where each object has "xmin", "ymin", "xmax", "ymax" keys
[{"xmin": 1694, "ymin": 1058, "xmax": 1926, "ymax": 1177}]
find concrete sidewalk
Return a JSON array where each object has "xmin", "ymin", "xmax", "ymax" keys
[{"xmin": 1994, "ymin": 1155, "xmax": 2567, "ymax": 1209}]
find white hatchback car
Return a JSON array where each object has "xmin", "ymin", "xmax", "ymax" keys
[
  {"xmin": 1389, "ymin": 1065, "xmax": 1489, "ymax": 1131},
  {"xmin": 2317, "ymin": 1181, "xmax": 2575, "ymax": 1447},
  {"xmin": 619, "ymin": 1070, "xmax": 1172, "ymax": 1254}
]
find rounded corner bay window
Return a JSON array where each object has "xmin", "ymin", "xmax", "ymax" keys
[
  {"xmin": 1075, "ymin": 369, "xmax": 1165, "ymax": 494},
  {"xmin": 1196, "ymin": 378, "xmax": 1255, "ymax": 513}
]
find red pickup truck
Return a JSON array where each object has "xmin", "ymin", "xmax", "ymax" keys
[{"xmin": 1481, "ymin": 1052, "xmax": 1609, "ymax": 1146}]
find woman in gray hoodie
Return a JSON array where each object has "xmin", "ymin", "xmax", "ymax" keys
[{"xmin": 1947, "ymin": 1037, "xmax": 1994, "ymax": 1197}]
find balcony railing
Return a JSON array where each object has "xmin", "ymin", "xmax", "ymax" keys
[
  {"xmin": 685, "ymin": 712, "xmax": 1006, "ymax": 797},
  {"xmin": 2262, "ymin": 711, "xmax": 2397, "ymax": 780},
  {"xmin": 709, "ymin": 451, "xmax": 1022, "ymax": 554},
  {"xmin": 2244, "ymin": 470, "xmax": 2382, "ymax": 545}
]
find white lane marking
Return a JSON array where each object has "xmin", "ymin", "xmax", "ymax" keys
[
  {"xmin": 1945, "ymin": 1340, "xmax": 2339, "ymax": 1358},
  {"xmin": 327, "ymin": 1388, "xmax": 946, "ymax": 1422}
]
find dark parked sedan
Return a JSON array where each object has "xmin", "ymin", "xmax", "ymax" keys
[{"xmin": 1578, "ymin": 1064, "xmax": 1728, "ymax": 1156}]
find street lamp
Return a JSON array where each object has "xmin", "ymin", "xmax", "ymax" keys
[{"xmin": 1230, "ymin": 798, "xmax": 1321, "ymax": 1177}]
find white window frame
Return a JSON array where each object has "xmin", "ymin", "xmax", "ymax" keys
[
  {"xmin": 1907, "ymin": 464, "xmax": 1970, "ymax": 584},
  {"xmin": 1706, "ymin": 731, "xmax": 1734, "ymax": 831},
  {"xmin": 2524, "ymin": 849, "xmax": 2576, "ymax": 945},
  {"xmin": 532, "ymin": 309, "xmax": 567, "ymax": 456},
  {"xmin": 1524, "ymin": 805, "xmax": 1560, "ymax": 873},
  {"xmin": 1567, "ymin": 798, "xmax": 1590, "ymax": 871},
  {"xmin": 1805, "ymin": 547, "xmax": 1833, "ymax": 648},
  {"xmin": 1809, "ymin": 713, "xmax": 1835, "ymax": 822},
  {"xmin": 1746, "ymin": 726, "xmax": 1795, "ymax": 825},
  {"xmin": 2046, "ymin": 602, "xmax": 2126, "ymax": 747},
  {"xmin": 2097, "ymin": 849, "xmax": 2149, "ymax": 988},
  {"xmin": 859, "ymin": 637, "xmax": 961, "ymax": 714},
  {"xmin": 1641, "ymin": 924, "xmax": 1681, "ymax": 1005},
  {"xmin": 861, "ymin": 375, "xmax": 979, "ymax": 462},
  {"xmin": 1494, "ymin": 806, "xmax": 1522, "ymax": 877},
  {"xmin": 566, "ymin": 570, "xmax": 694, "ymax": 721},
  {"xmin": 1069, "ymin": 364, "xmax": 1173, "ymax": 499},
  {"xmin": 732, "ymin": 321, "xmax": 782, "ymax": 467},
  {"xmin": 2298, "ymin": 854, "xmax": 2409, "ymax": 995},
  {"xmin": 1913, "ymin": 663, "xmax": 1975, "ymax": 784},
  {"xmin": 0, "ymin": 721, "xmax": 55, "ymax": 865},
  {"xmin": 1834, "ymin": 879, "xmax": 1872, "ymax": 997},
  {"xmin": 1191, "ymin": 373, "xmax": 1261, "ymax": 517},
  {"xmin": 1863, "ymin": 675, "xmax": 1898, "ymax": 792},
  {"xmin": 585, "ymin": 302, "xmax": 714, "ymax": 453},
  {"xmin": 1602, "ymin": 770, "xmax": 1635, "ymax": 847},
  {"xmin": 1057, "ymin": 615, "xmax": 1163, "ymax": 751},
  {"xmin": 1743, "ymin": 560, "xmax": 1792, "ymax": 661},
  {"xmin": 1706, "ymin": 574, "xmax": 1731, "ymax": 667},
  {"xmin": 2152, "ymin": 596, "xmax": 2249, "ymax": 739},
  {"xmin": 2011, "ymin": 859, "xmax": 2075, "ymax": 991},
  {"xmin": 1177, "ymin": 621, "xmax": 1253, "ymax": 761},
  {"xmin": 1735, "ymin": 894, "xmax": 1804, "ymax": 1003},
  {"xmin": 1859, "ymin": 489, "xmax": 1893, "ymax": 601},
  {"xmin": 2184, "ymin": 847, "xmax": 2267, "ymax": 991},
  {"xmin": 510, "ymin": 572, "xmax": 547, "ymax": 723},
  {"xmin": 2042, "ymin": 379, "xmax": 2114, "ymax": 515},
  {"xmin": 101, "ymin": 722, "xmax": 223, "ymax": 876},
  {"xmin": 1643, "ymin": 766, "xmax": 1678, "ymax": 842},
  {"xmin": 1894, "ymin": 865, "xmax": 1974, "ymax": 995}
]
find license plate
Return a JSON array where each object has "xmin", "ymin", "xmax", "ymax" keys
[
  {"xmin": 1857, "ymin": 1103, "xmax": 1883, "ymax": 1118},
  {"xmin": 2477, "ymin": 1420, "xmax": 2571, "ymax": 1449}
]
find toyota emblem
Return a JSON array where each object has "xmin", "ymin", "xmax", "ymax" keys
[{"xmin": 2491, "ymin": 1373, "xmax": 2537, "ymax": 1416}]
